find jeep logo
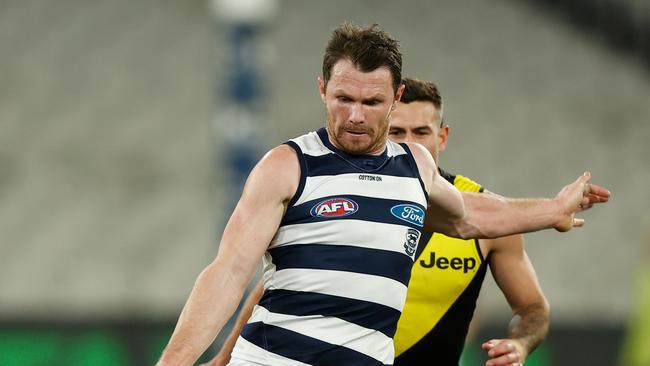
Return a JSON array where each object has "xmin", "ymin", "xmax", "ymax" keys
[{"xmin": 419, "ymin": 252, "xmax": 477, "ymax": 273}]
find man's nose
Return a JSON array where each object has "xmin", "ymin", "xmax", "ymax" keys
[
  {"xmin": 403, "ymin": 132, "xmax": 415, "ymax": 142},
  {"xmin": 349, "ymin": 103, "xmax": 365, "ymax": 124}
]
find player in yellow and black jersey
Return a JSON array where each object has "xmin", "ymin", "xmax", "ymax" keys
[
  {"xmin": 392, "ymin": 169, "xmax": 488, "ymax": 365},
  {"xmin": 389, "ymin": 78, "xmax": 549, "ymax": 366},
  {"xmin": 204, "ymin": 78, "xmax": 550, "ymax": 366}
]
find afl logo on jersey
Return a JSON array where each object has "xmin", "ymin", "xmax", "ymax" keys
[
  {"xmin": 310, "ymin": 198, "xmax": 358, "ymax": 218},
  {"xmin": 391, "ymin": 204, "xmax": 425, "ymax": 227}
]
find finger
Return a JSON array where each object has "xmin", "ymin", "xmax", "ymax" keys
[
  {"xmin": 577, "ymin": 171, "xmax": 591, "ymax": 185},
  {"xmin": 579, "ymin": 193, "xmax": 604, "ymax": 211},
  {"xmin": 587, "ymin": 193, "xmax": 605, "ymax": 202},
  {"xmin": 590, "ymin": 193, "xmax": 610, "ymax": 203},
  {"xmin": 486, "ymin": 352, "xmax": 520, "ymax": 366},
  {"xmin": 587, "ymin": 183, "xmax": 611, "ymax": 201},
  {"xmin": 487, "ymin": 341, "xmax": 516, "ymax": 358},
  {"xmin": 578, "ymin": 202, "xmax": 594, "ymax": 212},
  {"xmin": 482, "ymin": 339, "xmax": 499, "ymax": 351}
]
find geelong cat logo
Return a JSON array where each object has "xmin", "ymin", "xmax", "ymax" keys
[
  {"xmin": 310, "ymin": 198, "xmax": 358, "ymax": 218},
  {"xmin": 391, "ymin": 204, "xmax": 425, "ymax": 227},
  {"xmin": 404, "ymin": 228, "xmax": 421, "ymax": 257}
]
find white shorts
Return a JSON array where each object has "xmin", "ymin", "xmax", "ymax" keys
[{"xmin": 226, "ymin": 357, "xmax": 268, "ymax": 366}]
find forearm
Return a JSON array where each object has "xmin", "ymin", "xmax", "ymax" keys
[
  {"xmin": 158, "ymin": 262, "xmax": 249, "ymax": 366},
  {"xmin": 507, "ymin": 302, "xmax": 550, "ymax": 357},
  {"xmin": 457, "ymin": 193, "xmax": 561, "ymax": 239},
  {"xmin": 210, "ymin": 281, "xmax": 264, "ymax": 365}
]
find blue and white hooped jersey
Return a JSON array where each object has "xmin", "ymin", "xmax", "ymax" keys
[{"xmin": 231, "ymin": 128, "xmax": 429, "ymax": 366}]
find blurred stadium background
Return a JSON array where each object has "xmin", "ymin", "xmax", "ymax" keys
[{"xmin": 1, "ymin": 0, "xmax": 649, "ymax": 364}]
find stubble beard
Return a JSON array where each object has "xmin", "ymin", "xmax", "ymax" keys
[{"xmin": 326, "ymin": 114, "xmax": 389, "ymax": 156}]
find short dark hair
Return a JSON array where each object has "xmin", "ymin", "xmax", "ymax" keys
[
  {"xmin": 400, "ymin": 77, "xmax": 443, "ymax": 111},
  {"xmin": 322, "ymin": 22, "xmax": 402, "ymax": 93}
]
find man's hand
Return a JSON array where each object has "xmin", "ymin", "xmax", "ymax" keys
[
  {"xmin": 553, "ymin": 172, "xmax": 610, "ymax": 232},
  {"xmin": 482, "ymin": 339, "xmax": 527, "ymax": 366}
]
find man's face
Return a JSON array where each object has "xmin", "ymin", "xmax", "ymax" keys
[
  {"xmin": 388, "ymin": 101, "xmax": 448, "ymax": 163},
  {"xmin": 319, "ymin": 59, "xmax": 404, "ymax": 155}
]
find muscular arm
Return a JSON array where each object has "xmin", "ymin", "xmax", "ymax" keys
[
  {"xmin": 408, "ymin": 142, "xmax": 466, "ymax": 224},
  {"xmin": 204, "ymin": 281, "xmax": 264, "ymax": 366},
  {"xmin": 412, "ymin": 140, "xmax": 610, "ymax": 239},
  {"xmin": 451, "ymin": 193, "xmax": 561, "ymax": 239},
  {"xmin": 156, "ymin": 146, "xmax": 299, "ymax": 366},
  {"xmin": 481, "ymin": 234, "xmax": 550, "ymax": 366}
]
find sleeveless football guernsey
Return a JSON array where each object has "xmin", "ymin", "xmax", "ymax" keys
[{"xmin": 230, "ymin": 128, "xmax": 428, "ymax": 366}]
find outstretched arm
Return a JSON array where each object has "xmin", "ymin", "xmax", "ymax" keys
[
  {"xmin": 156, "ymin": 145, "xmax": 299, "ymax": 366},
  {"xmin": 202, "ymin": 281, "xmax": 264, "ymax": 366},
  {"xmin": 479, "ymin": 234, "xmax": 549, "ymax": 366},
  {"xmin": 424, "ymin": 171, "xmax": 610, "ymax": 239},
  {"xmin": 408, "ymin": 142, "xmax": 610, "ymax": 239}
]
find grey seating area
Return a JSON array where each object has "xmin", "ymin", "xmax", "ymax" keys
[{"xmin": 0, "ymin": 0, "xmax": 217, "ymax": 319}]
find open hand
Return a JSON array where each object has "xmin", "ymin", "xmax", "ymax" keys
[
  {"xmin": 554, "ymin": 172, "xmax": 610, "ymax": 232},
  {"xmin": 482, "ymin": 338, "xmax": 526, "ymax": 366}
]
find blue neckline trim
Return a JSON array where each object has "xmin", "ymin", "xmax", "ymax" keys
[{"xmin": 316, "ymin": 127, "xmax": 389, "ymax": 172}]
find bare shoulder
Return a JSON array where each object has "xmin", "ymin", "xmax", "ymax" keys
[
  {"xmin": 404, "ymin": 142, "xmax": 437, "ymax": 186},
  {"xmin": 259, "ymin": 144, "xmax": 300, "ymax": 171},
  {"xmin": 404, "ymin": 141, "xmax": 434, "ymax": 166},
  {"xmin": 245, "ymin": 144, "xmax": 301, "ymax": 203}
]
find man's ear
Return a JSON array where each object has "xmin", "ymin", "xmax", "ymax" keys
[
  {"xmin": 318, "ymin": 76, "xmax": 326, "ymax": 103},
  {"xmin": 394, "ymin": 83, "xmax": 405, "ymax": 104},
  {"xmin": 438, "ymin": 124, "xmax": 450, "ymax": 153},
  {"xmin": 388, "ymin": 83, "xmax": 404, "ymax": 113}
]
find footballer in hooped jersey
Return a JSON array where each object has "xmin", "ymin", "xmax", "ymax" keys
[{"xmin": 158, "ymin": 23, "xmax": 610, "ymax": 366}]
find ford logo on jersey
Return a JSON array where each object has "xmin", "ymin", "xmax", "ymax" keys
[
  {"xmin": 391, "ymin": 204, "xmax": 425, "ymax": 227},
  {"xmin": 310, "ymin": 198, "xmax": 359, "ymax": 218}
]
